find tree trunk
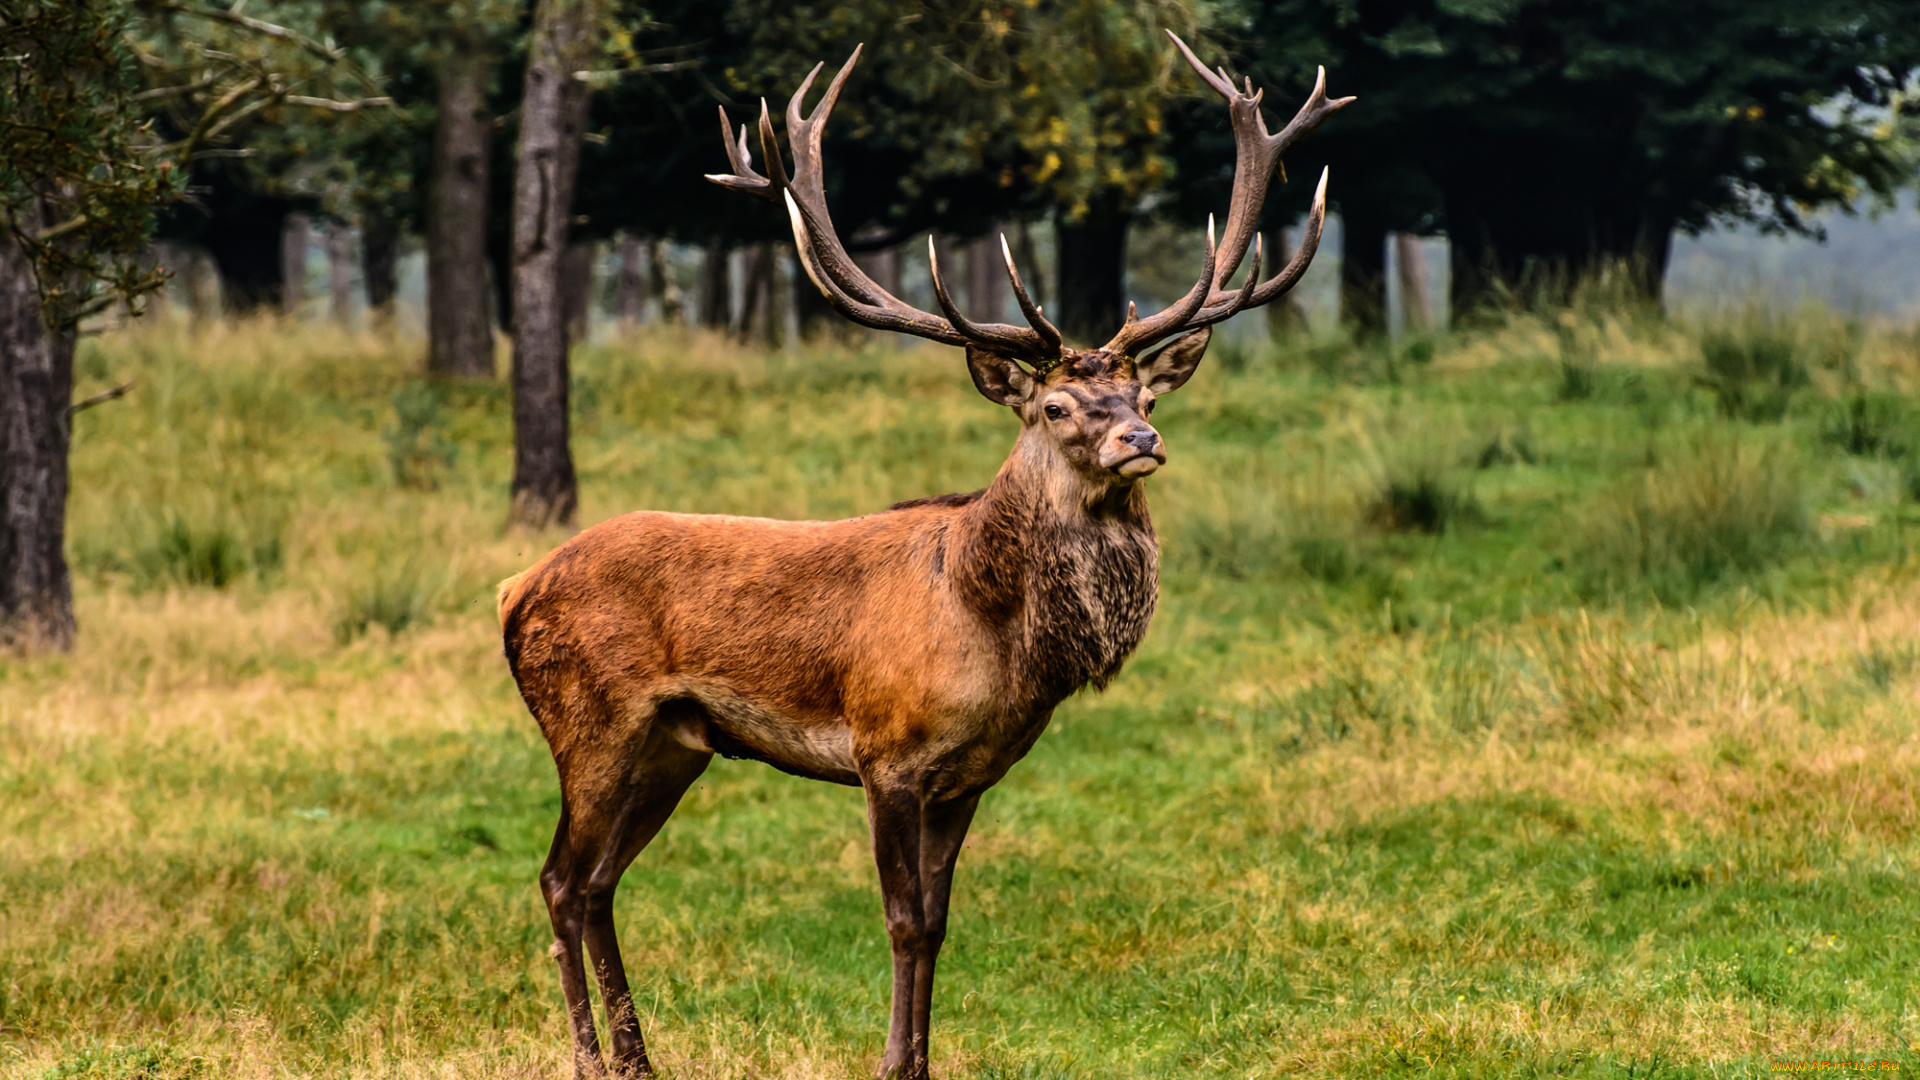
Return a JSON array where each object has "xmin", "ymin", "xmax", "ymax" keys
[
  {"xmin": 361, "ymin": 210, "xmax": 398, "ymax": 323},
  {"xmin": 698, "ymin": 240, "xmax": 731, "ymax": 330},
  {"xmin": 184, "ymin": 246, "xmax": 222, "ymax": 319},
  {"xmin": 932, "ymin": 235, "xmax": 960, "ymax": 312},
  {"xmin": 507, "ymin": 0, "xmax": 599, "ymax": 529},
  {"xmin": 281, "ymin": 212, "xmax": 310, "ymax": 316},
  {"xmin": 0, "ymin": 224, "xmax": 75, "ymax": 650},
  {"xmin": 965, "ymin": 233, "xmax": 1004, "ymax": 323},
  {"xmin": 1338, "ymin": 208, "xmax": 1387, "ymax": 339},
  {"xmin": 792, "ymin": 242, "xmax": 834, "ymax": 340},
  {"xmin": 735, "ymin": 242, "xmax": 763, "ymax": 342},
  {"xmin": 427, "ymin": 46, "xmax": 497, "ymax": 377},
  {"xmin": 1054, "ymin": 193, "xmax": 1127, "ymax": 347},
  {"xmin": 735, "ymin": 242, "xmax": 779, "ymax": 347},
  {"xmin": 561, "ymin": 241, "xmax": 593, "ymax": 344},
  {"xmin": 647, "ymin": 239, "xmax": 683, "ymax": 325},
  {"xmin": 853, "ymin": 244, "xmax": 900, "ymax": 297},
  {"xmin": 850, "ymin": 243, "xmax": 901, "ymax": 345},
  {"xmin": 1394, "ymin": 232, "xmax": 1430, "ymax": 332},
  {"xmin": 1438, "ymin": 145, "xmax": 1674, "ymax": 317},
  {"xmin": 1265, "ymin": 228, "xmax": 1308, "ymax": 339},
  {"xmin": 326, "ymin": 221, "xmax": 355, "ymax": 325},
  {"xmin": 616, "ymin": 233, "xmax": 643, "ymax": 325},
  {"xmin": 198, "ymin": 177, "xmax": 289, "ymax": 312},
  {"xmin": 144, "ymin": 243, "xmax": 178, "ymax": 324}
]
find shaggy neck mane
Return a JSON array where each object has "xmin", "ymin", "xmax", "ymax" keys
[{"xmin": 944, "ymin": 431, "xmax": 1160, "ymax": 705}]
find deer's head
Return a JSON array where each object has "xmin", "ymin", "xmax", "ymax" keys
[
  {"xmin": 962, "ymin": 334, "xmax": 1210, "ymax": 486},
  {"xmin": 708, "ymin": 34, "xmax": 1353, "ymax": 490}
]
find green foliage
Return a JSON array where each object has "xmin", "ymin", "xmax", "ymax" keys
[
  {"xmin": 1216, "ymin": 0, "xmax": 1920, "ymax": 306},
  {"xmin": 733, "ymin": 0, "xmax": 1205, "ymax": 217},
  {"xmin": 0, "ymin": 1, "xmax": 183, "ymax": 324},
  {"xmin": 142, "ymin": 519, "xmax": 249, "ymax": 589}
]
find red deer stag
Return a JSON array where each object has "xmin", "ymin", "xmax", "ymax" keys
[{"xmin": 499, "ymin": 32, "xmax": 1350, "ymax": 1080}]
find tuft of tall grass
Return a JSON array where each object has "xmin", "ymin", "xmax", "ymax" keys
[
  {"xmin": 1820, "ymin": 392, "xmax": 1912, "ymax": 459},
  {"xmin": 1697, "ymin": 320, "xmax": 1806, "ymax": 421},
  {"xmin": 1367, "ymin": 472, "xmax": 1477, "ymax": 534},
  {"xmin": 384, "ymin": 382, "xmax": 459, "ymax": 489},
  {"xmin": 1571, "ymin": 436, "xmax": 1809, "ymax": 601},
  {"xmin": 331, "ymin": 557, "xmax": 455, "ymax": 643},
  {"xmin": 1689, "ymin": 306, "xmax": 1861, "ymax": 422}
]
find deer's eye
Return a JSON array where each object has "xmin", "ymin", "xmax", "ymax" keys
[
  {"xmin": 1044, "ymin": 403, "xmax": 1067, "ymax": 421},
  {"xmin": 1143, "ymin": 398, "xmax": 1155, "ymax": 416}
]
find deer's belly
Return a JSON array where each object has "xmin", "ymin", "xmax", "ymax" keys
[{"xmin": 655, "ymin": 681, "xmax": 861, "ymax": 786}]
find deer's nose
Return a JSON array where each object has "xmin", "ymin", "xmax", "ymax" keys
[{"xmin": 1121, "ymin": 428, "xmax": 1161, "ymax": 454}]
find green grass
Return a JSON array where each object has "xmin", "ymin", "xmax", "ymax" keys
[{"xmin": 5, "ymin": 311, "xmax": 1920, "ymax": 1078}]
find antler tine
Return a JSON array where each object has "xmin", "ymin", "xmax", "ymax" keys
[
  {"xmin": 999, "ymin": 233, "xmax": 1062, "ymax": 353},
  {"xmin": 1186, "ymin": 168, "xmax": 1329, "ymax": 328},
  {"xmin": 1105, "ymin": 34, "xmax": 1349, "ymax": 357},
  {"xmin": 704, "ymin": 105, "xmax": 777, "ymax": 201},
  {"xmin": 1102, "ymin": 212, "xmax": 1218, "ymax": 357},
  {"xmin": 708, "ymin": 45, "xmax": 1060, "ymax": 362},
  {"xmin": 781, "ymin": 46, "xmax": 901, "ymax": 310},
  {"xmin": 783, "ymin": 192, "xmax": 969, "ymax": 346},
  {"xmin": 928, "ymin": 238, "xmax": 1049, "ymax": 360},
  {"xmin": 1219, "ymin": 232, "xmax": 1262, "ymax": 320},
  {"xmin": 756, "ymin": 98, "xmax": 789, "ymax": 191}
]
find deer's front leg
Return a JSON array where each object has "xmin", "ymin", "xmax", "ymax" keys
[
  {"xmin": 865, "ymin": 782, "xmax": 926, "ymax": 1079},
  {"xmin": 912, "ymin": 794, "xmax": 980, "ymax": 1066},
  {"xmin": 865, "ymin": 781, "xmax": 980, "ymax": 1080}
]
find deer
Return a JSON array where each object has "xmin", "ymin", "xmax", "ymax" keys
[{"xmin": 497, "ymin": 31, "xmax": 1351, "ymax": 1080}]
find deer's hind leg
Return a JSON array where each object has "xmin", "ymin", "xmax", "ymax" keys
[
  {"xmin": 540, "ymin": 804, "xmax": 603, "ymax": 1077},
  {"xmin": 544, "ymin": 704, "xmax": 711, "ymax": 1078}
]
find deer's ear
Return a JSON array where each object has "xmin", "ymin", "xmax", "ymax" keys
[
  {"xmin": 1135, "ymin": 328, "xmax": 1211, "ymax": 394},
  {"xmin": 966, "ymin": 346, "xmax": 1036, "ymax": 406}
]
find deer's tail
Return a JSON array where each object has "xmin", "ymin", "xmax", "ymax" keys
[{"xmin": 496, "ymin": 569, "xmax": 535, "ymax": 633}]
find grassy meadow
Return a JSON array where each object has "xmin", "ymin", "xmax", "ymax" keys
[{"xmin": 5, "ymin": 303, "xmax": 1920, "ymax": 1078}]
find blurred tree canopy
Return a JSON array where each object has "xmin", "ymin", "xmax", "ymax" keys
[
  {"xmin": 1205, "ymin": 0, "xmax": 1920, "ymax": 315},
  {"xmin": 129, "ymin": 0, "xmax": 1920, "ymax": 331},
  {"xmin": 574, "ymin": 0, "xmax": 1213, "ymax": 341},
  {"xmin": 11, "ymin": 0, "xmax": 1920, "ymax": 332}
]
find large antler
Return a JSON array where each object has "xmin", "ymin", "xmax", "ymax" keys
[
  {"xmin": 1103, "ymin": 32, "xmax": 1354, "ymax": 358},
  {"xmin": 706, "ymin": 47, "xmax": 1064, "ymax": 367}
]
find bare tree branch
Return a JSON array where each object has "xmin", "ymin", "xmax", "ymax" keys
[
  {"xmin": 136, "ymin": 2, "xmax": 344, "ymax": 64},
  {"xmin": 68, "ymin": 381, "xmax": 134, "ymax": 417},
  {"xmin": 281, "ymin": 94, "xmax": 393, "ymax": 112}
]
